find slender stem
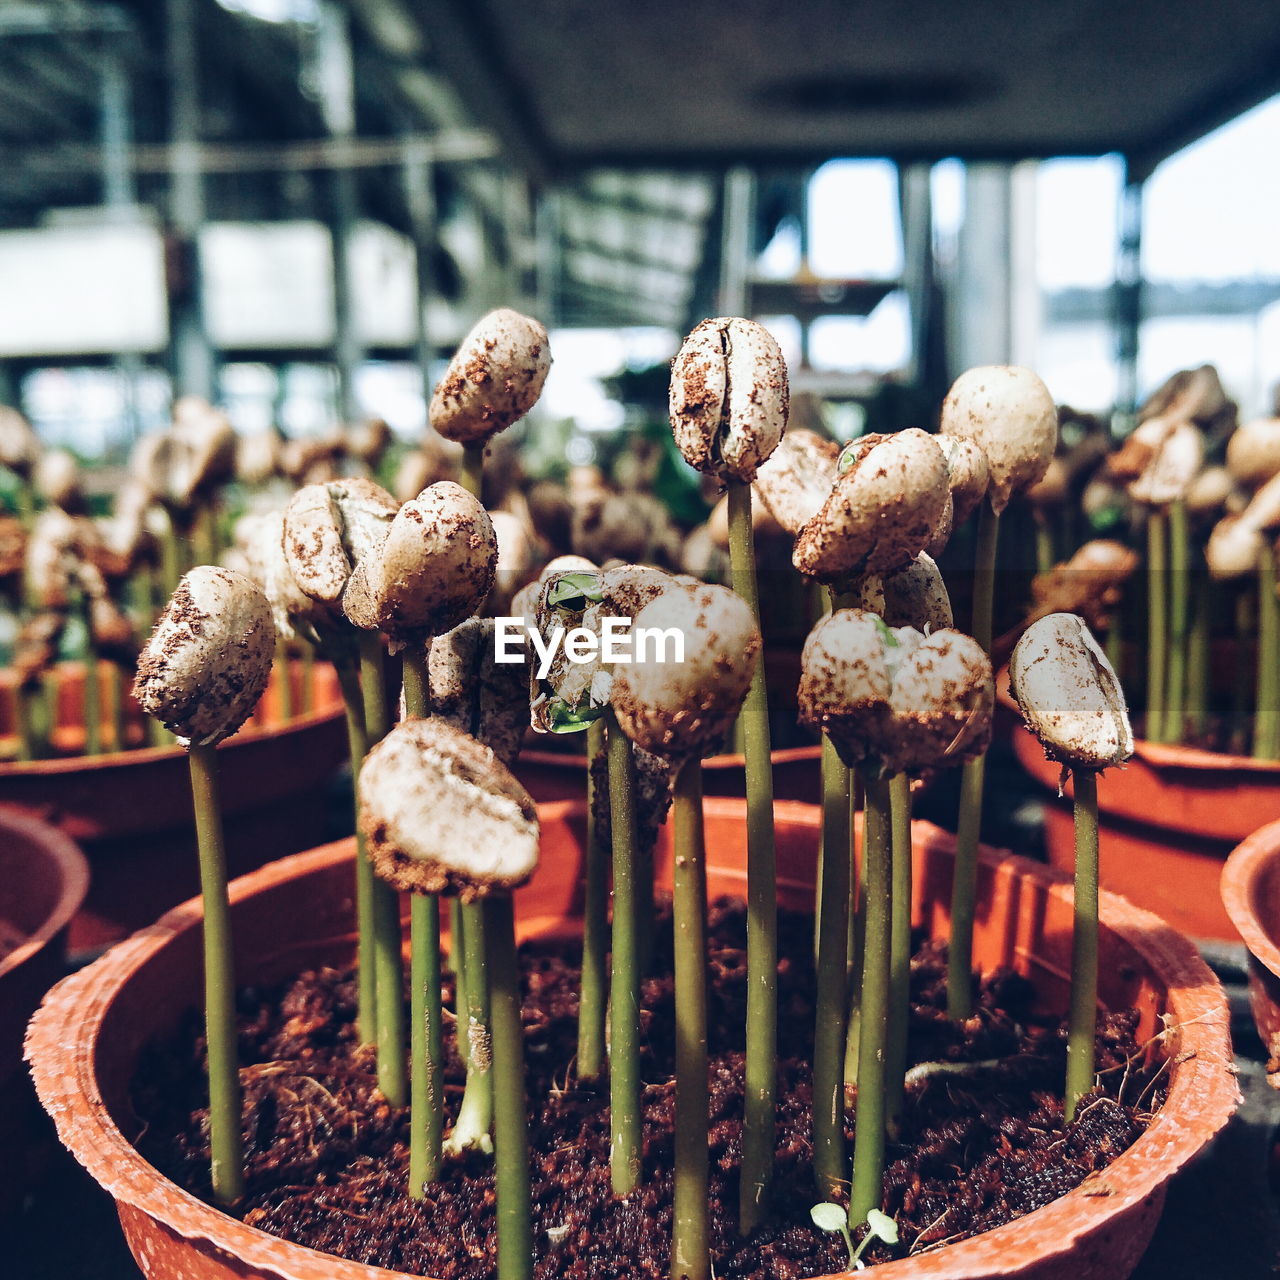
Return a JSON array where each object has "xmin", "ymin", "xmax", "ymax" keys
[
  {"xmin": 671, "ymin": 756, "xmax": 709, "ymax": 1280},
  {"xmin": 275, "ymin": 637, "xmax": 294, "ymax": 722},
  {"xmin": 884, "ymin": 773, "xmax": 913, "ymax": 1137},
  {"xmin": 158, "ymin": 508, "xmax": 182, "ymax": 597},
  {"xmin": 947, "ymin": 503, "xmax": 998, "ymax": 1019},
  {"xmin": 460, "ymin": 442, "xmax": 485, "ymax": 502},
  {"xmin": 1186, "ymin": 570, "xmax": 1210, "ymax": 742},
  {"xmin": 813, "ymin": 734, "xmax": 851, "ymax": 1200},
  {"xmin": 1256, "ymin": 543, "xmax": 1280, "ymax": 759},
  {"xmin": 1065, "ymin": 770, "xmax": 1100, "ymax": 1123},
  {"xmin": 726, "ymin": 477, "xmax": 777, "ymax": 1232},
  {"xmin": 409, "ymin": 891, "xmax": 444, "ymax": 1194},
  {"xmin": 849, "ymin": 773, "xmax": 892, "ymax": 1226},
  {"xmin": 1233, "ymin": 586, "xmax": 1254, "ymax": 754},
  {"xmin": 450, "ymin": 899, "xmax": 466, "ymax": 1028},
  {"xmin": 1166, "ymin": 500, "xmax": 1189, "ymax": 746},
  {"xmin": 400, "ymin": 647, "xmax": 443, "ymax": 1191},
  {"xmin": 606, "ymin": 710, "xmax": 642, "ymax": 1195},
  {"xmin": 843, "ymin": 772, "xmax": 866, "ymax": 1092},
  {"xmin": 108, "ymin": 662, "xmax": 128, "ymax": 752},
  {"xmin": 360, "ymin": 631, "xmax": 405, "ymax": 1103},
  {"xmin": 448, "ymin": 898, "xmax": 494, "ymax": 1153},
  {"xmin": 1034, "ymin": 514, "xmax": 1055, "ymax": 576},
  {"xmin": 487, "ymin": 895, "xmax": 533, "ymax": 1280},
  {"xmin": 970, "ymin": 501, "xmax": 999, "ymax": 653},
  {"xmin": 82, "ymin": 651, "xmax": 101, "ymax": 757},
  {"xmin": 188, "ymin": 743, "xmax": 244, "ymax": 1207},
  {"xmin": 1105, "ymin": 615, "xmax": 1124, "ymax": 686},
  {"xmin": 1146, "ymin": 508, "xmax": 1168, "ymax": 743},
  {"xmin": 16, "ymin": 683, "xmax": 39, "ymax": 762},
  {"xmin": 578, "ymin": 718, "xmax": 609, "ymax": 1081},
  {"xmin": 335, "ymin": 658, "xmax": 377, "ymax": 1043}
]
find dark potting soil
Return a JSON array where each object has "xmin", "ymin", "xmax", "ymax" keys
[{"xmin": 132, "ymin": 900, "xmax": 1167, "ymax": 1279}]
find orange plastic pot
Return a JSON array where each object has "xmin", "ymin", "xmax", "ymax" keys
[
  {"xmin": 0, "ymin": 805, "xmax": 88, "ymax": 1210},
  {"xmin": 0, "ymin": 659, "xmax": 347, "ymax": 951},
  {"xmin": 28, "ymin": 798, "xmax": 1235, "ymax": 1280},
  {"xmin": 999, "ymin": 670, "xmax": 1280, "ymax": 941},
  {"xmin": 1221, "ymin": 818, "xmax": 1280, "ymax": 1079}
]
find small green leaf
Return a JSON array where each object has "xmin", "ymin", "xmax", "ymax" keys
[
  {"xmin": 865, "ymin": 1209, "xmax": 899, "ymax": 1245},
  {"xmin": 547, "ymin": 572, "xmax": 604, "ymax": 610},
  {"xmin": 545, "ymin": 698, "xmax": 604, "ymax": 733},
  {"xmin": 809, "ymin": 1202, "xmax": 846, "ymax": 1233}
]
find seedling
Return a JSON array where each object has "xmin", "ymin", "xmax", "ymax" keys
[{"xmin": 810, "ymin": 1203, "xmax": 900, "ymax": 1271}]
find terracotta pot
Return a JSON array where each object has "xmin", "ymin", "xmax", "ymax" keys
[
  {"xmin": 1221, "ymin": 818, "xmax": 1280, "ymax": 1079},
  {"xmin": 998, "ymin": 669, "xmax": 1280, "ymax": 941},
  {"xmin": 0, "ymin": 659, "xmax": 347, "ymax": 951},
  {"xmin": 518, "ymin": 743, "xmax": 824, "ymax": 804},
  {"xmin": 0, "ymin": 805, "xmax": 88, "ymax": 1210},
  {"xmin": 28, "ymin": 798, "xmax": 1235, "ymax": 1280}
]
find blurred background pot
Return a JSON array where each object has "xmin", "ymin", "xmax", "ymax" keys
[
  {"xmin": 1000, "ymin": 670, "xmax": 1280, "ymax": 942},
  {"xmin": 1221, "ymin": 818, "xmax": 1280, "ymax": 1080},
  {"xmin": 0, "ymin": 659, "xmax": 346, "ymax": 952},
  {"xmin": 27, "ymin": 798, "xmax": 1235, "ymax": 1280},
  {"xmin": 0, "ymin": 805, "xmax": 87, "ymax": 1212}
]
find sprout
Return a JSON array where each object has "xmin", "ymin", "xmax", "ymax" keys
[
  {"xmin": 282, "ymin": 478, "xmax": 399, "ymax": 606},
  {"xmin": 940, "ymin": 365, "xmax": 1057, "ymax": 516},
  {"xmin": 359, "ymin": 718, "xmax": 539, "ymax": 901},
  {"xmin": 610, "ymin": 581, "xmax": 761, "ymax": 762},
  {"xmin": 793, "ymin": 429, "xmax": 950, "ymax": 584},
  {"xmin": 1207, "ymin": 513, "xmax": 1266, "ymax": 581},
  {"xmin": 753, "ymin": 428, "xmax": 841, "ymax": 535},
  {"xmin": 875, "ymin": 551, "xmax": 954, "ymax": 631},
  {"xmin": 1226, "ymin": 416, "xmax": 1280, "ymax": 490},
  {"xmin": 1122, "ymin": 416, "xmax": 1204, "ymax": 507},
  {"xmin": 1009, "ymin": 612, "xmax": 1134, "ymax": 771},
  {"xmin": 936, "ymin": 435, "xmax": 991, "ymax": 527},
  {"xmin": 34, "ymin": 449, "xmax": 83, "ymax": 512},
  {"xmin": 350, "ymin": 481, "xmax": 497, "ymax": 644},
  {"xmin": 669, "ymin": 316, "xmax": 789, "ymax": 483},
  {"xmin": 133, "ymin": 566, "xmax": 274, "ymax": 748},
  {"xmin": 429, "ymin": 308, "xmax": 551, "ymax": 445}
]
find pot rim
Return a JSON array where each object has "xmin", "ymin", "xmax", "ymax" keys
[
  {"xmin": 1221, "ymin": 817, "xmax": 1280, "ymax": 982},
  {"xmin": 996, "ymin": 667, "xmax": 1280, "ymax": 777},
  {"xmin": 0, "ymin": 804, "xmax": 89, "ymax": 979},
  {"xmin": 27, "ymin": 798, "xmax": 1238, "ymax": 1280},
  {"xmin": 0, "ymin": 660, "xmax": 342, "ymax": 780}
]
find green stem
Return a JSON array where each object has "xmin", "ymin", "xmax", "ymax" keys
[
  {"xmin": 108, "ymin": 662, "xmax": 128, "ymax": 753},
  {"xmin": 606, "ymin": 710, "xmax": 642, "ymax": 1195},
  {"xmin": 726, "ymin": 477, "xmax": 777, "ymax": 1233},
  {"xmin": 671, "ymin": 755, "xmax": 709, "ymax": 1280},
  {"xmin": 360, "ymin": 631, "xmax": 405, "ymax": 1104},
  {"xmin": 188, "ymin": 743, "xmax": 244, "ymax": 1206},
  {"xmin": 1065, "ymin": 770, "xmax": 1100, "ymax": 1123},
  {"xmin": 1256, "ymin": 543, "xmax": 1279, "ymax": 760},
  {"xmin": 275, "ymin": 638, "xmax": 294, "ymax": 722},
  {"xmin": 1166, "ymin": 501, "xmax": 1189, "ymax": 746},
  {"xmin": 81, "ymin": 646, "xmax": 101, "ymax": 758},
  {"xmin": 335, "ymin": 658, "xmax": 376, "ymax": 1044},
  {"xmin": 461, "ymin": 442, "xmax": 485, "ymax": 503},
  {"xmin": 1186, "ymin": 571, "xmax": 1210, "ymax": 742},
  {"xmin": 885, "ymin": 773, "xmax": 913, "ymax": 1136},
  {"xmin": 487, "ymin": 895, "xmax": 533, "ymax": 1280},
  {"xmin": 450, "ymin": 898, "xmax": 466, "ymax": 1028},
  {"xmin": 849, "ymin": 773, "xmax": 892, "ymax": 1226},
  {"xmin": 159, "ymin": 508, "xmax": 182, "ymax": 597},
  {"xmin": 1034, "ymin": 515, "xmax": 1055, "ymax": 576},
  {"xmin": 843, "ymin": 773, "xmax": 865, "ymax": 1092},
  {"xmin": 409, "ymin": 891, "xmax": 444, "ymax": 1194},
  {"xmin": 447, "ymin": 898, "xmax": 494, "ymax": 1154},
  {"xmin": 401, "ymin": 649, "xmax": 443, "ymax": 1192},
  {"xmin": 1105, "ymin": 615, "xmax": 1124, "ymax": 686},
  {"xmin": 1146, "ymin": 508, "xmax": 1168, "ymax": 743},
  {"xmin": 578, "ymin": 718, "xmax": 609, "ymax": 1081},
  {"xmin": 1233, "ymin": 587, "xmax": 1254, "ymax": 754},
  {"xmin": 813, "ymin": 735, "xmax": 851, "ymax": 1200},
  {"xmin": 947, "ymin": 503, "xmax": 998, "ymax": 1020}
]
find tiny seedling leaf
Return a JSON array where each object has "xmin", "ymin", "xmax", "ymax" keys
[
  {"xmin": 865, "ymin": 1209, "xmax": 899, "ymax": 1245},
  {"xmin": 809, "ymin": 1202, "xmax": 846, "ymax": 1233},
  {"xmin": 547, "ymin": 572, "xmax": 604, "ymax": 610}
]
